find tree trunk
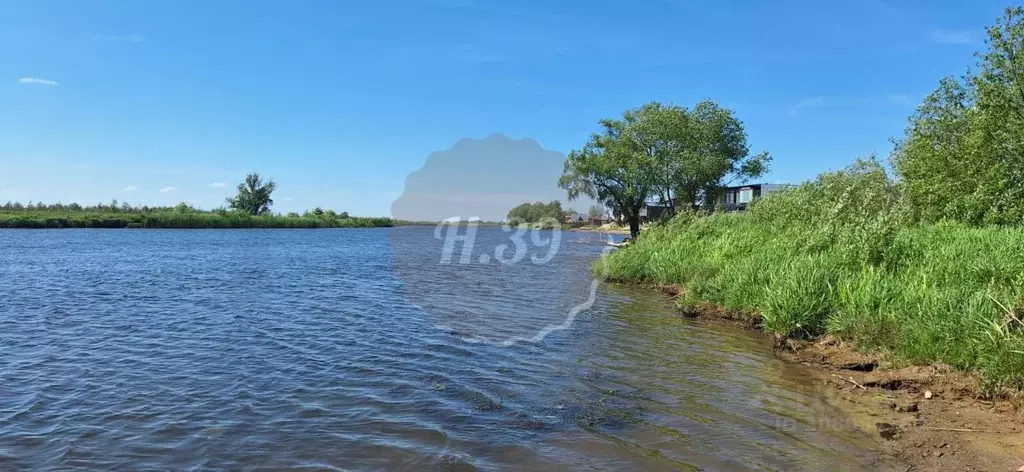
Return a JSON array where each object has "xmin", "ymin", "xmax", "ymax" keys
[{"xmin": 627, "ymin": 211, "xmax": 641, "ymax": 239}]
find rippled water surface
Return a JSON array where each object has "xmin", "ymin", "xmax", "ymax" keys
[{"xmin": 1, "ymin": 228, "xmax": 887, "ymax": 470}]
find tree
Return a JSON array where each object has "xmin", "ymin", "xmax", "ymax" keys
[
  {"xmin": 506, "ymin": 200, "xmax": 565, "ymax": 224},
  {"xmin": 685, "ymin": 100, "xmax": 770, "ymax": 211},
  {"xmin": 638, "ymin": 101, "xmax": 769, "ymax": 214},
  {"xmin": 559, "ymin": 110, "xmax": 658, "ymax": 238},
  {"xmin": 587, "ymin": 204, "xmax": 606, "ymax": 218},
  {"xmin": 227, "ymin": 173, "xmax": 277, "ymax": 215},
  {"xmin": 892, "ymin": 7, "xmax": 1024, "ymax": 225},
  {"xmin": 560, "ymin": 101, "xmax": 769, "ymax": 237}
]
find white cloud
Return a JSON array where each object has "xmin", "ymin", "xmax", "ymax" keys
[
  {"xmin": 789, "ymin": 94, "xmax": 914, "ymax": 116},
  {"xmin": 124, "ymin": 185, "xmax": 138, "ymax": 193},
  {"xmin": 283, "ymin": 196, "xmax": 295, "ymax": 202},
  {"xmin": 18, "ymin": 77, "xmax": 59, "ymax": 86},
  {"xmin": 160, "ymin": 186, "xmax": 178, "ymax": 193},
  {"xmin": 209, "ymin": 182, "xmax": 228, "ymax": 188},
  {"xmin": 929, "ymin": 29, "xmax": 975, "ymax": 45},
  {"xmin": 788, "ymin": 97, "xmax": 829, "ymax": 116}
]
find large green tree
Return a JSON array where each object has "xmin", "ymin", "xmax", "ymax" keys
[
  {"xmin": 227, "ymin": 173, "xmax": 277, "ymax": 215},
  {"xmin": 642, "ymin": 101, "xmax": 769, "ymax": 214},
  {"xmin": 892, "ymin": 7, "xmax": 1024, "ymax": 225},
  {"xmin": 560, "ymin": 101, "xmax": 768, "ymax": 236},
  {"xmin": 559, "ymin": 110, "xmax": 658, "ymax": 238}
]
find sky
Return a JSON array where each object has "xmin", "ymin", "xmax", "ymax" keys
[{"xmin": 0, "ymin": 0, "xmax": 1013, "ymax": 216}]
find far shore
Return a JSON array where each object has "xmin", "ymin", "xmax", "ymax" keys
[{"xmin": 570, "ymin": 224, "xmax": 631, "ymax": 235}]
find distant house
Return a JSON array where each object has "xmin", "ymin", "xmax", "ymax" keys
[
  {"xmin": 642, "ymin": 203, "xmax": 669, "ymax": 222},
  {"xmin": 643, "ymin": 197, "xmax": 688, "ymax": 222},
  {"xmin": 588, "ymin": 214, "xmax": 613, "ymax": 226},
  {"xmin": 563, "ymin": 212, "xmax": 586, "ymax": 227},
  {"xmin": 718, "ymin": 183, "xmax": 791, "ymax": 211}
]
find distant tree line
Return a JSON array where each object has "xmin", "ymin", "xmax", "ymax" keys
[
  {"xmin": 0, "ymin": 173, "xmax": 389, "ymax": 228},
  {"xmin": 506, "ymin": 200, "xmax": 565, "ymax": 224}
]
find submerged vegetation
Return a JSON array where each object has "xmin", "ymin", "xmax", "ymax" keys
[{"xmin": 601, "ymin": 8, "xmax": 1024, "ymax": 393}]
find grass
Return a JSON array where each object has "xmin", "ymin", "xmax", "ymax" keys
[
  {"xmin": 599, "ymin": 159, "xmax": 1024, "ymax": 394},
  {"xmin": 0, "ymin": 209, "xmax": 395, "ymax": 229}
]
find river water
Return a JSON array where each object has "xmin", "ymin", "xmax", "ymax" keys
[{"xmin": 1, "ymin": 228, "xmax": 886, "ymax": 470}]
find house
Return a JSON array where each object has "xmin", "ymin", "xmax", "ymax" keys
[
  {"xmin": 718, "ymin": 183, "xmax": 791, "ymax": 211},
  {"xmin": 563, "ymin": 212, "xmax": 586, "ymax": 227},
  {"xmin": 588, "ymin": 214, "xmax": 613, "ymax": 226},
  {"xmin": 643, "ymin": 196, "xmax": 690, "ymax": 222}
]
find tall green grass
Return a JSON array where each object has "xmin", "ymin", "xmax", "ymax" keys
[{"xmin": 601, "ymin": 159, "xmax": 1024, "ymax": 393}]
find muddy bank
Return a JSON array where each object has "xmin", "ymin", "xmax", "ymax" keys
[{"xmin": 615, "ymin": 281, "xmax": 1024, "ymax": 471}]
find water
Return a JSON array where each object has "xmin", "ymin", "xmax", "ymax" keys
[{"xmin": 0, "ymin": 228, "xmax": 886, "ymax": 470}]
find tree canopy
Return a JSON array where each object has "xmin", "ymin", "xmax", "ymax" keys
[
  {"xmin": 560, "ymin": 100, "xmax": 768, "ymax": 237},
  {"xmin": 506, "ymin": 200, "xmax": 565, "ymax": 224},
  {"xmin": 892, "ymin": 7, "xmax": 1024, "ymax": 225},
  {"xmin": 227, "ymin": 173, "xmax": 277, "ymax": 215}
]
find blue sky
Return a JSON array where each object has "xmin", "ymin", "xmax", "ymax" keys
[{"xmin": 0, "ymin": 0, "xmax": 1012, "ymax": 215}]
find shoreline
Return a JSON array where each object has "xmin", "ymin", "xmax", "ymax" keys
[
  {"xmin": 570, "ymin": 226, "xmax": 631, "ymax": 235},
  {"xmin": 0, "ymin": 213, "xmax": 396, "ymax": 229},
  {"xmin": 611, "ymin": 280, "xmax": 1024, "ymax": 471}
]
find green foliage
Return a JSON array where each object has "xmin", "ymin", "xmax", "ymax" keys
[
  {"xmin": 559, "ymin": 105, "xmax": 664, "ymax": 238},
  {"xmin": 0, "ymin": 201, "xmax": 392, "ymax": 229},
  {"xmin": 227, "ymin": 173, "xmax": 277, "ymax": 215},
  {"xmin": 507, "ymin": 200, "xmax": 565, "ymax": 224},
  {"xmin": 601, "ymin": 160, "xmax": 1024, "ymax": 393},
  {"xmin": 561, "ymin": 100, "xmax": 768, "ymax": 238},
  {"xmin": 892, "ymin": 7, "xmax": 1024, "ymax": 225}
]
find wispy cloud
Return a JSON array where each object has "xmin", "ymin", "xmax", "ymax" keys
[
  {"xmin": 283, "ymin": 196, "xmax": 295, "ymax": 202},
  {"xmin": 94, "ymin": 34, "xmax": 146, "ymax": 43},
  {"xmin": 18, "ymin": 77, "xmax": 59, "ymax": 86},
  {"xmin": 124, "ymin": 185, "xmax": 138, "ymax": 193},
  {"xmin": 789, "ymin": 97, "xmax": 830, "ymax": 116},
  {"xmin": 208, "ymin": 182, "xmax": 228, "ymax": 188},
  {"xmin": 789, "ymin": 94, "xmax": 915, "ymax": 116},
  {"xmin": 160, "ymin": 186, "xmax": 178, "ymax": 193},
  {"xmin": 929, "ymin": 29, "xmax": 976, "ymax": 45}
]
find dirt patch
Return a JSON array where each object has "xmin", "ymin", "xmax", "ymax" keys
[
  {"xmin": 782, "ymin": 340, "xmax": 1024, "ymax": 471},
  {"xmin": 615, "ymin": 281, "xmax": 1024, "ymax": 471}
]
